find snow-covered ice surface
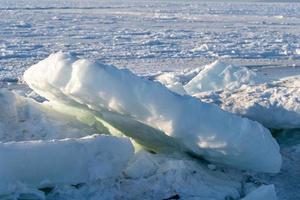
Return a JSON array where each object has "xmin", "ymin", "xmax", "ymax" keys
[
  {"xmin": 1, "ymin": 0, "xmax": 300, "ymax": 80},
  {"xmin": 1, "ymin": 0, "xmax": 300, "ymax": 200}
]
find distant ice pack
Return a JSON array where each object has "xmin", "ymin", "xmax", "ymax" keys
[{"xmin": 24, "ymin": 52, "xmax": 281, "ymax": 173}]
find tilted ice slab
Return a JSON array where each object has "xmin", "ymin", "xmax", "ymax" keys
[
  {"xmin": 195, "ymin": 77, "xmax": 300, "ymax": 129},
  {"xmin": 184, "ymin": 60, "xmax": 261, "ymax": 94},
  {"xmin": 0, "ymin": 134, "xmax": 133, "ymax": 194},
  {"xmin": 24, "ymin": 52, "xmax": 281, "ymax": 173}
]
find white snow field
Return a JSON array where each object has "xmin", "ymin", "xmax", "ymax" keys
[
  {"xmin": 1, "ymin": 0, "xmax": 300, "ymax": 200},
  {"xmin": 24, "ymin": 52, "xmax": 281, "ymax": 173}
]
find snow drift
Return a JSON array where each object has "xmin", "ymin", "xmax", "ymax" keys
[
  {"xmin": 184, "ymin": 60, "xmax": 261, "ymax": 94},
  {"xmin": 0, "ymin": 134, "xmax": 133, "ymax": 194},
  {"xmin": 23, "ymin": 52, "xmax": 281, "ymax": 173}
]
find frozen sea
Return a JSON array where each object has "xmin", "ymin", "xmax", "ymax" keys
[
  {"xmin": 1, "ymin": 0, "xmax": 300, "ymax": 80},
  {"xmin": 1, "ymin": 0, "xmax": 300, "ymax": 200}
]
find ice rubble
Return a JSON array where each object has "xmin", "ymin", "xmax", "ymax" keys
[
  {"xmin": 184, "ymin": 60, "xmax": 261, "ymax": 94},
  {"xmin": 156, "ymin": 60, "xmax": 300, "ymax": 129},
  {"xmin": 0, "ymin": 89, "xmax": 245, "ymax": 200},
  {"xmin": 0, "ymin": 135, "xmax": 133, "ymax": 194},
  {"xmin": 37, "ymin": 151, "xmax": 243, "ymax": 200},
  {"xmin": 24, "ymin": 52, "xmax": 281, "ymax": 173},
  {"xmin": 195, "ymin": 77, "xmax": 300, "ymax": 129}
]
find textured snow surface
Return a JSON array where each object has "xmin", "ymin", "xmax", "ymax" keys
[
  {"xmin": 194, "ymin": 76, "xmax": 300, "ymax": 129},
  {"xmin": 24, "ymin": 52, "xmax": 281, "ymax": 173}
]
